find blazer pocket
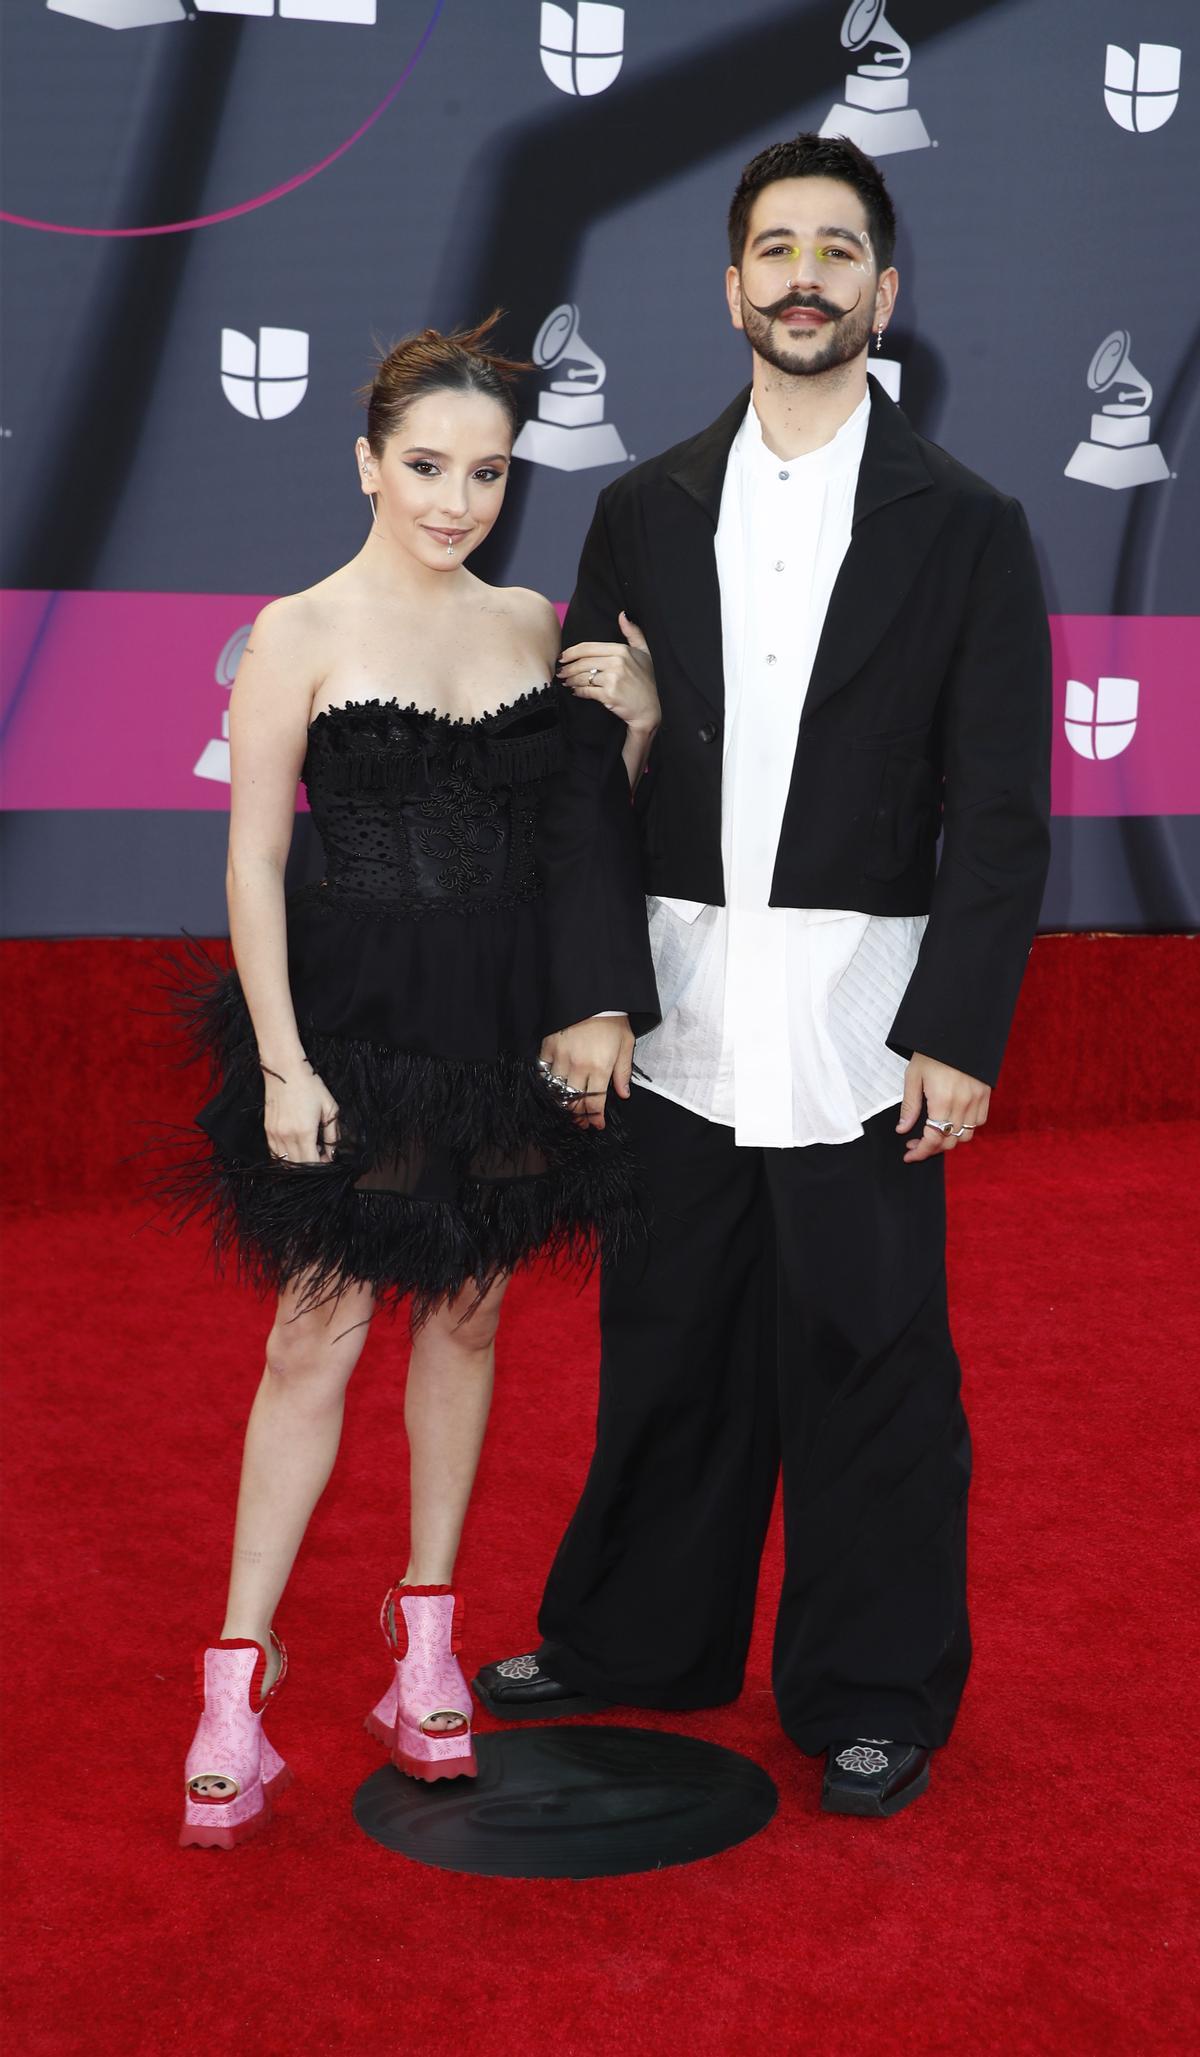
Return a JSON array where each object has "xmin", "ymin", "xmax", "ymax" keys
[{"xmin": 863, "ymin": 752, "xmax": 941, "ymax": 880}]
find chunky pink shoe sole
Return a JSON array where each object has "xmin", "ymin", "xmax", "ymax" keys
[
  {"xmin": 366, "ymin": 1688, "xmax": 478, "ymax": 1780},
  {"xmin": 180, "ymin": 1638, "xmax": 290, "ymax": 1850},
  {"xmin": 392, "ymin": 1743, "xmax": 478, "ymax": 1783},
  {"xmin": 368, "ymin": 1585, "xmax": 479, "ymax": 1785},
  {"xmin": 179, "ymin": 1759, "xmax": 294, "ymax": 1850}
]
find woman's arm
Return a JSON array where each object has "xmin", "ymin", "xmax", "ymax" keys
[
  {"xmin": 559, "ymin": 608, "xmax": 660, "ymax": 793},
  {"xmin": 621, "ymin": 708, "xmax": 658, "ymax": 791},
  {"xmin": 226, "ymin": 600, "xmax": 339, "ymax": 1164}
]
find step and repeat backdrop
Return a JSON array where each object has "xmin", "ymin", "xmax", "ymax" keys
[{"xmin": 1, "ymin": 0, "xmax": 1196, "ymax": 933}]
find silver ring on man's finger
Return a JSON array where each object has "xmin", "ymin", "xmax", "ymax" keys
[
  {"xmin": 588, "ymin": 667, "xmax": 599, "ymax": 682},
  {"xmin": 924, "ymin": 1119, "xmax": 957, "ymax": 1136}
]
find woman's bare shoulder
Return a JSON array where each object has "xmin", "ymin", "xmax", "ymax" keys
[
  {"xmin": 502, "ymin": 583, "xmax": 560, "ymax": 623},
  {"xmin": 243, "ymin": 567, "xmax": 366, "ymax": 684},
  {"xmin": 500, "ymin": 584, "xmax": 562, "ymax": 653},
  {"xmin": 252, "ymin": 566, "xmax": 355, "ymax": 640}
]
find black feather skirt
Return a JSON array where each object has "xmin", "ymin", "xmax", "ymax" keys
[{"xmin": 161, "ymin": 947, "xmax": 641, "ymax": 1325}]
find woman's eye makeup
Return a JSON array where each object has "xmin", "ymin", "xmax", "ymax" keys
[{"xmin": 404, "ymin": 462, "xmax": 505, "ymax": 481}]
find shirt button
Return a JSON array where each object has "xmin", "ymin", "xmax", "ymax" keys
[
  {"xmin": 774, "ymin": 560, "xmax": 785, "ymax": 572},
  {"xmin": 778, "ymin": 469, "xmax": 789, "ymax": 480},
  {"xmin": 765, "ymin": 653, "xmax": 777, "ymax": 665},
  {"xmin": 697, "ymin": 721, "xmax": 718, "ymax": 744}
]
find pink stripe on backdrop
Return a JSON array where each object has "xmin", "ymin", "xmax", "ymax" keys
[
  {"xmin": 1, "ymin": 592, "xmax": 277, "ymax": 812},
  {"xmin": 1, "ymin": 593, "xmax": 1196, "ymax": 817},
  {"xmin": 1048, "ymin": 615, "xmax": 1198, "ymax": 818}
]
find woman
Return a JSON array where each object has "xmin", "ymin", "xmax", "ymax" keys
[{"xmin": 174, "ymin": 315, "xmax": 660, "ymax": 1848}]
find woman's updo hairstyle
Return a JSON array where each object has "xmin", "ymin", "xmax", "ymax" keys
[{"xmin": 358, "ymin": 309, "xmax": 530, "ymax": 456}]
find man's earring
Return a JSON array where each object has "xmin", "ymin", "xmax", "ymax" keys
[{"xmin": 875, "ymin": 326, "xmax": 884, "ymax": 353}]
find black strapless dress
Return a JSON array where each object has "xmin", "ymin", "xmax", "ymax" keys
[{"xmin": 168, "ymin": 683, "xmax": 660, "ymax": 1318}]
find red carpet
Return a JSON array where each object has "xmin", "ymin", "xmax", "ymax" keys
[{"xmin": 2, "ymin": 938, "xmax": 1198, "ymax": 2052}]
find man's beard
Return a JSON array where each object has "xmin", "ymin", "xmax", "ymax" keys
[{"xmin": 740, "ymin": 286, "xmax": 874, "ymax": 379}]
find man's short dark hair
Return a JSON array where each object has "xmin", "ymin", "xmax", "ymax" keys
[{"xmin": 727, "ymin": 133, "xmax": 897, "ymax": 273}]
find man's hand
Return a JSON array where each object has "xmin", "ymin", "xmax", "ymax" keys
[
  {"xmin": 897, "ymin": 1053, "xmax": 991, "ymax": 1162},
  {"xmin": 538, "ymin": 1015, "xmax": 635, "ymax": 1131}
]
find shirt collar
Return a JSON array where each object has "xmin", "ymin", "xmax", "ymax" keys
[{"xmin": 736, "ymin": 388, "xmax": 871, "ymax": 484}]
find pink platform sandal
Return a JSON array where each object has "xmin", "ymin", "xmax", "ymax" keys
[
  {"xmin": 179, "ymin": 1634, "xmax": 292, "ymax": 1849},
  {"xmin": 365, "ymin": 1583, "xmax": 477, "ymax": 1783}
]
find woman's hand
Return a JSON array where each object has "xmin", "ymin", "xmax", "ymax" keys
[
  {"xmin": 538, "ymin": 1015, "xmax": 635, "ymax": 1131},
  {"xmin": 262, "ymin": 1061, "xmax": 341, "ymax": 1165},
  {"xmin": 557, "ymin": 612, "xmax": 661, "ymax": 736}
]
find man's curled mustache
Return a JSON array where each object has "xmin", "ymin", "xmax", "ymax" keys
[{"xmin": 743, "ymin": 290, "xmax": 855, "ymax": 323}]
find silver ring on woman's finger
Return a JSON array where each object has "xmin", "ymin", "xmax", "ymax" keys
[
  {"xmin": 273, "ymin": 1152, "xmax": 289, "ymax": 1162},
  {"xmin": 588, "ymin": 667, "xmax": 599, "ymax": 682}
]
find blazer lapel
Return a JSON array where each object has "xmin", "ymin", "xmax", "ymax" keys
[
  {"xmin": 659, "ymin": 388, "xmax": 750, "ymax": 717},
  {"xmin": 802, "ymin": 382, "xmax": 943, "ymax": 722}
]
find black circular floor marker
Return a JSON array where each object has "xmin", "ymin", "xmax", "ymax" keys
[{"xmin": 353, "ymin": 1726, "xmax": 778, "ymax": 1879}]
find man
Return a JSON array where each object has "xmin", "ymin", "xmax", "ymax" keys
[{"xmin": 477, "ymin": 134, "xmax": 1051, "ymax": 1817}]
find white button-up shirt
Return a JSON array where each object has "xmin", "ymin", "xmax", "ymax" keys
[{"xmin": 634, "ymin": 393, "xmax": 926, "ymax": 1148}]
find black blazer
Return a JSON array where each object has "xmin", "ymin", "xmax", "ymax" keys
[
  {"xmin": 536, "ymin": 681, "xmax": 661, "ymax": 1040},
  {"xmin": 561, "ymin": 380, "xmax": 1052, "ymax": 1086}
]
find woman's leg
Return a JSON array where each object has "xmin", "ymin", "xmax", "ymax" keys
[
  {"xmin": 402, "ymin": 1274, "xmax": 509, "ymax": 1588},
  {"xmin": 218, "ymin": 1276, "xmax": 376, "ymax": 1679}
]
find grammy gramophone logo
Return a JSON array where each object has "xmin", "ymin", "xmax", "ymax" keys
[
  {"xmin": 194, "ymin": 625, "xmax": 252, "ymax": 785},
  {"xmin": 819, "ymin": 0, "xmax": 931, "ymax": 156},
  {"xmin": 513, "ymin": 305, "xmax": 627, "ymax": 472},
  {"xmin": 1064, "ymin": 330, "xmax": 1170, "ymax": 490}
]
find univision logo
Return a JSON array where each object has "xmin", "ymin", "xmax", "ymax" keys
[
  {"xmin": 221, "ymin": 328, "xmax": 309, "ymax": 421},
  {"xmin": 47, "ymin": 1, "xmax": 376, "ymax": 27},
  {"xmin": 1063, "ymin": 677, "xmax": 1138, "ymax": 762},
  {"xmin": 539, "ymin": 4, "xmax": 624, "ymax": 96},
  {"xmin": 1103, "ymin": 43, "xmax": 1181, "ymax": 132}
]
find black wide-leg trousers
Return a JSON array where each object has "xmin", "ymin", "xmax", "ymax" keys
[{"xmin": 537, "ymin": 1085, "xmax": 972, "ymax": 1753}]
